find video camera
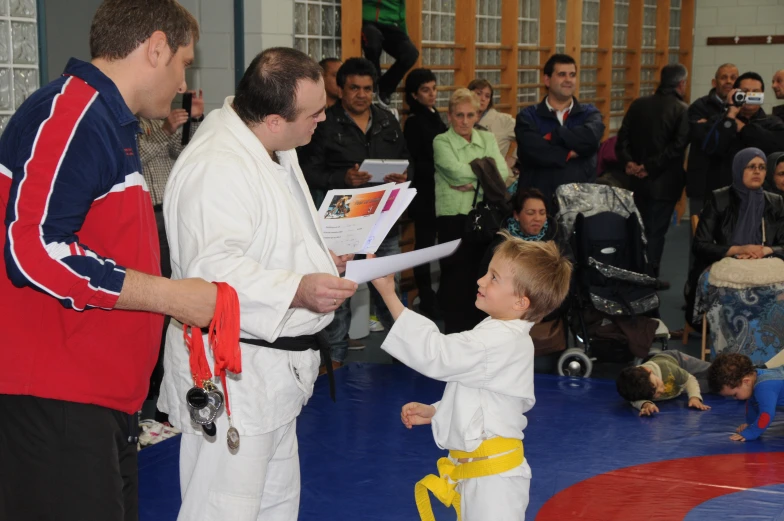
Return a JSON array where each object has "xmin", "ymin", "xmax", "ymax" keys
[{"xmin": 731, "ymin": 91, "xmax": 764, "ymax": 107}]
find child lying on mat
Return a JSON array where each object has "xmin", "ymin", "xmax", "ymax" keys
[
  {"xmin": 370, "ymin": 232, "xmax": 571, "ymax": 521},
  {"xmin": 709, "ymin": 353, "xmax": 784, "ymax": 442},
  {"xmin": 615, "ymin": 350, "xmax": 712, "ymax": 417}
]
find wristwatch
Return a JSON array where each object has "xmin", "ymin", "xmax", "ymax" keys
[{"xmin": 191, "ymin": 115, "xmax": 205, "ymax": 123}]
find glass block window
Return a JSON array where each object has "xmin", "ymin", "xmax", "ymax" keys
[
  {"xmin": 580, "ymin": 0, "xmax": 600, "ymax": 103},
  {"xmin": 610, "ymin": 0, "xmax": 629, "ymax": 133},
  {"xmin": 668, "ymin": 0, "xmax": 681, "ymax": 65},
  {"xmin": 422, "ymin": 0, "xmax": 456, "ymax": 109},
  {"xmin": 555, "ymin": 0, "xmax": 567, "ymax": 54},
  {"xmin": 294, "ymin": 0, "xmax": 342, "ymax": 63},
  {"xmin": 475, "ymin": 0, "xmax": 502, "ymax": 106},
  {"xmin": 640, "ymin": 0, "xmax": 657, "ymax": 97},
  {"xmin": 517, "ymin": 0, "xmax": 539, "ymax": 106},
  {"xmin": 0, "ymin": 0, "xmax": 39, "ymax": 134}
]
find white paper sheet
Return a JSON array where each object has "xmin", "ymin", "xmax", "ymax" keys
[
  {"xmin": 358, "ymin": 181, "xmax": 416, "ymax": 254},
  {"xmin": 345, "ymin": 240, "xmax": 462, "ymax": 284},
  {"xmin": 318, "ymin": 183, "xmax": 395, "ymax": 255},
  {"xmin": 359, "ymin": 159, "xmax": 409, "ymax": 183}
]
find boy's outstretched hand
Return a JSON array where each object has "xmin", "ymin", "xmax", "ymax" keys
[
  {"xmin": 371, "ymin": 272, "xmax": 396, "ymax": 298},
  {"xmin": 688, "ymin": 397, "xmax": 711, "ymax": 411},
  {"xmin": 401, "ymin": 402, "xmax": 436, "ymax": 429},
  {"xmin": 730, "ymin": 423, "xmax": 748, "ymax": 441},
  {"xmin": 639, "ymin": 402, "xmax": 659, "ymax": 416}
]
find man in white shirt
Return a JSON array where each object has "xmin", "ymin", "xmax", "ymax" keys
[{"xmin": 159, "ymin": 47, "xmax": 357, "ymax": 521}]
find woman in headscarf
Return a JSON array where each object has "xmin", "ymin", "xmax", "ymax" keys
[
  {"xmin": 687, "ymin": 148, "xmax": 784, "ymax": 362},
  {"xmin": 693, "ymin": 147, "xmax": 784, "ymax": 266},
  {"xmin": 765, "ymin": 152, "xmax": 784, "ymax": 197},
  {"xmin": 403, "ymin": 68, "xmax": 447, "ymax": 319}
]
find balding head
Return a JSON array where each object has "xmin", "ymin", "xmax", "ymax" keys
[
  {"xmin": 712, "ymin": 63, "xmax": 738, "ymax": 99},
  {"xmin": 773, "ymin": 69, "xmax": 784, "ymax": 100}
]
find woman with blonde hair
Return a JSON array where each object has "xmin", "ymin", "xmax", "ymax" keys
[
  {"xmin": 433, "ymin": 88, "xmax": 509, "ymax": 333},
  {"xmin": 469, "ymin": 78, "xmax": 518, "ymax": 184}
]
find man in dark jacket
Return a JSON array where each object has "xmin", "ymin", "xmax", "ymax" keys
[
  {"xmin": 361, "ymin": 0, "xmax": 419, "ymax": 106},
  {"xmin": 683, "ymin": 64, "xmax": 738, "ymax": 287},
  {"xmin": 515, "ymin": 53, "xmax": 605, "ymax": 209},
  {"xmin": 616, "ymin": 63, "xmax": 690, "ymax": 279},
  {"xmin": 298, "ymin": 57, "xmax": 411, "ymax": 365},
  {"xmin": 686, "ymin": 63, "xmax": 738, "ymax": 216},
  {"xmin": 772, "ymin": 69, "xmax": 784, "ymax": 120},
  {"xmin": 702, "ymin": 72, "xmax": 784, "ymax": 195}
]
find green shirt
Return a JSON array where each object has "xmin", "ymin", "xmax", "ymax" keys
[
  {"xmin": 362, "ymin": 0, "xmax": 407, "ymax": 32},
  {"xmin": 433, "ymin": 127, "xmax": 509, "ymax": 217},
  {"xmin": 631, "ymin": 353, "xmax": 702, "ymax": 410}
]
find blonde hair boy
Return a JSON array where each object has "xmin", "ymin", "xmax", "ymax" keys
[{"xmin": 370, "ymin": 234, "xmax": 572, "ymax": 521}]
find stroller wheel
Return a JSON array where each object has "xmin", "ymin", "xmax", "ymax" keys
[{"xmin": 557, "ymin": 348, "xmax": 593, "ymax": 378}]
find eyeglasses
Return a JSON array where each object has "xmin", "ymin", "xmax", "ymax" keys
[{"xmin": 744, "ymin": 164, "xmax": 767, "ymax": 172}]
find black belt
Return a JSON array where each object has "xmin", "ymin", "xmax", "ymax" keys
[{"xmin": 202, "ymin": 330, "xmax": 336, "ymax": 401}]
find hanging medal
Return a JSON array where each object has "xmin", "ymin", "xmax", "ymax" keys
[{"xmin": 183, "ymin": 282, "xmax": 243, "ymax": 452}]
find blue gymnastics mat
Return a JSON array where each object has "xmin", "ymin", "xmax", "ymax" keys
[{"xmin": 139, "ymin": 362, "xmax": 784, "ymax": 520}]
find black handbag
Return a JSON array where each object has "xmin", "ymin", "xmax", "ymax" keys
[{"xmin": 464, "ymin": 184, "xmax": 508, "ymax": 244}]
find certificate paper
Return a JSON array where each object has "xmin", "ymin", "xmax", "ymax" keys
[
  {"xmin": 345, "ymin": 240, "xmax": 461, "ymax": 284},
  {"xmin": 319, "ymin": 182, "xmax": 416, "ymax": 255},
  {"xmin": 319, "ymin": 184, "xmax": 394, "ymax": 255}
]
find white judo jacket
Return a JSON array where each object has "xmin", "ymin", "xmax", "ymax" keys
[
  {"xmin": 158, "ymin": 97, "xmax": 339, "ymax": 436},
  {"xmin": 382, "ymin": 310, "xmax": 536, "ymax": 453}
]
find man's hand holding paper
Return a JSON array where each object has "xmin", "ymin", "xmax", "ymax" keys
[{"xmin": 345, "ymin": 163, "xmax": 372, "ymax": 187}]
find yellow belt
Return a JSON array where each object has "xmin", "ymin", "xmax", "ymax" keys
[{"xmin": 414, "ymin": 437, "xmax": 524, "ymax": 521}]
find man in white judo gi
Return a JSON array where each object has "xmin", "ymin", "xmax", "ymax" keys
[{"xmin": 159, "ymin": 47, "xmax": 358, "ymax": 521}]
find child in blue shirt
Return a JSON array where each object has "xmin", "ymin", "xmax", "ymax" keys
[{"xmin": 708, "ymin": 353, "xmax": 784, "ymax": 441}]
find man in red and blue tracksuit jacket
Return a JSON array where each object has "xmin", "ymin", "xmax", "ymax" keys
[
  {"xmin": 0, "ymin": 57, "xmax": 163, "ymax": 412},
  {"xmin": 0, "ymin": 57, "xmax": 162, "ymax": 515}
]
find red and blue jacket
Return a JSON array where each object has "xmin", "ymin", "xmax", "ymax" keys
[{"xmin": 0, "ymin": 58, "xmax": 163, "ymax": 415}]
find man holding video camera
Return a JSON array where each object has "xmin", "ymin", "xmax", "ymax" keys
[{"xmin": 702, "ymin": 72, "xmax": 784, "ymax": 193}]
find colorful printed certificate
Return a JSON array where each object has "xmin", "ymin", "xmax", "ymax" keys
[{"xmin": 318, "ymin": 182, "xmax": 416, "ymax": 255}]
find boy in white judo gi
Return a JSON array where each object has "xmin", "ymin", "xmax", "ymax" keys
[{"xmin": 371, "ymin": 232, "xmax": 572, "ymax": 521}]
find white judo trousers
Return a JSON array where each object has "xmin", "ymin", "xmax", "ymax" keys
[
  {"xmin": 457, "ymin": 461, "xmax": 531, "ymax": 521},
  {"xmin": 177, "ymin": 414, "xmax": 300, "ymax": 521}
]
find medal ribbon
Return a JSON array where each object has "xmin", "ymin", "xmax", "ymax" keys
[{"xmin": 183, "ymin": 282, "xmax": 242, "ymax": 418}]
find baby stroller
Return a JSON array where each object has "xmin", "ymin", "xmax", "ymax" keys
[{"xmin": 554, "ymin": 184, "xmax": 670, "ymax": 377}]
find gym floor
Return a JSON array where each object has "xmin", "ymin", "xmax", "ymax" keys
[{"xmin": 138, "ymin": 223, "xmax": 784, "ymax": 520}]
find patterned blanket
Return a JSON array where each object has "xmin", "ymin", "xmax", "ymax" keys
[{"xmin": 695, "ymin": 270, "xmax": 784, "ymax": 364}]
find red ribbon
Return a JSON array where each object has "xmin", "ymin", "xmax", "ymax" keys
[{"xmin": 183, "ymin": 282, "xmax": 242, "ymax": 417}]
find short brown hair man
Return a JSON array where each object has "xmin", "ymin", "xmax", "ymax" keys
[{"xmin": 0, "ymin": 1, "xmax": 216, "ymax": 520}]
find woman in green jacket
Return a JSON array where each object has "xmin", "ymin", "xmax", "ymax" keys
[{"xmin": 434, "ymin": 88, "xmax": 509, "ymax": 333}]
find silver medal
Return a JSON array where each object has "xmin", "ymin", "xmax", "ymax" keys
[
  {"xmin": 189, "ymin": 402, "xmax": 218, "ymax": 425},
  {"xmin": 207, "ymin": 389, "xmax": 224, "ymax": 411},
  {"xmin": 227, "ymin": 426, "xmax": 240, "ymax": 451}
]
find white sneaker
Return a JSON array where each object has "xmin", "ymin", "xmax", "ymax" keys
[
  {"xmin": 369, "ymin": 316, "xmax": 385, "ymax": 332},
  {"xmin": 348, "ymin": 338, "xmax": 366, "ymax": 351}
]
